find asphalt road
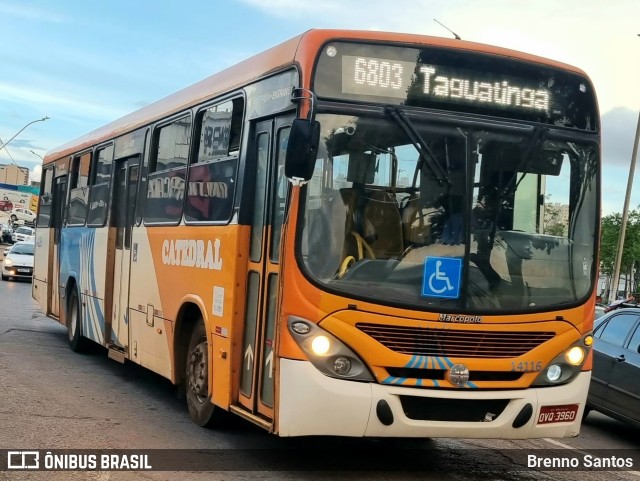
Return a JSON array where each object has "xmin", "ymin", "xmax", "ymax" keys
[{"xmin": 0, "ymin": 260, "xmax": 639, "ymax": 481}]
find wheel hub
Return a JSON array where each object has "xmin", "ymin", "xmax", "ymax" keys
[{"xmin": 188, "ymin": 341, "xmax": 208, "ymax": 400}]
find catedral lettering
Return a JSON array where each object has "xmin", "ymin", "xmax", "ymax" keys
[
  {"xmin": 161, "ymin": 239, "xmax": 222, "ymax": 270},
  {"xmin": 148, "ymin": 175, "xmax": 185, "ymax": 200},
  {"xmin": 187, "ymin": 181, "xmax": 228, "ymax": 198}
]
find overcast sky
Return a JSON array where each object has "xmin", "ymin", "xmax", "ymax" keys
[{"xmin": 0, "ymin": 0, "xmax": 638, "ymax": 214}]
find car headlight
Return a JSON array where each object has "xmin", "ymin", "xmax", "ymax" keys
[
  {"xmin": 288, "ymin": 316, "xmax": 374, "ymax": 381},
  {"xmin": 532, "ymin": 335, "xmax": 591, "ymax": 386},
  {"xmin": 4, "ymin": 258, "xmax": 12, "ymax": 266}
]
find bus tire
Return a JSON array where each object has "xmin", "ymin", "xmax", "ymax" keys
[
  {"xmin": 67, "ymin": 288, "xmax": 89, "ymax": 352},
  {"xmin": 185, "ymin": 322, "xmax": 220, "ymax": 427}
]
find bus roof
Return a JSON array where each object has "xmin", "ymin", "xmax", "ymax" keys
[{"xmin": 44, "ymin": 29, "xmax": 589, "ymax": 163}]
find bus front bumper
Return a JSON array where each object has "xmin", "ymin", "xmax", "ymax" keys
[{"xmin": 277, "ymin": 358, "xmax": 589, "ymax": 438}]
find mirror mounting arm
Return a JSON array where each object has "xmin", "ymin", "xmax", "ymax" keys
[
  {"xmin": 290, "ymin": 87, "xmax": 317, "ymax": 121},
  {"xmin": 289, "ymin": 177, "xmax": 309, "ymax": 186}
]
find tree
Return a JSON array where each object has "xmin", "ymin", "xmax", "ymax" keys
[
  {"xmin": 600, "ymin": 208, "xmax": 640, "ymax": 295},
  {"xmin": 543, "ymin": 197, "xmax": 567, "ymax": 236}
]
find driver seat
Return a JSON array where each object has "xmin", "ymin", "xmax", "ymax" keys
[{"xmin": 361, "ymin": 190, "xmax": 404, "ymax": 258}]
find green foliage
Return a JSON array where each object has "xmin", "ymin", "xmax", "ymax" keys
[
  {"xmin": 600, "ymin": 209, "xmax": 640, "ymax": 276},
  {"xmin": 546, "ymin": 223, "xmax": 566, "ymax": 236},
  {"xmin": 543, "ymin": 198, "xmax": 567, "ymax": 236}
]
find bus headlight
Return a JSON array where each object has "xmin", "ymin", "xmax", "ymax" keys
[
  {"xmin": 288, "ymin": 316, "xmax": 374, "ymax": 381},
  {"xmin": 532, "ymin": 336, "xmax": 591, "ymax": 386},
  {"xmin": 311, "ymin": 335, "xmax": 331, "ymax": 356},
  {"xmin": 565, "ymin": 346, "xmax": 585, "ymax": 365},
  {"xmin": 333, "ymin": 357, "xmax": 352, "ymax": 375},
  {"xmin": 546, "ymin": 364, "xmax": 562, "ymax": 382}
]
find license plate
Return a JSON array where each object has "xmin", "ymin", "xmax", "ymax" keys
[
  {"xmin": 537, "ymin": 404, "xmax": 579, "ymax": 424},
  {"xmin": 17, "ymin": 269, "xmax": 30, "ymax": 273}
]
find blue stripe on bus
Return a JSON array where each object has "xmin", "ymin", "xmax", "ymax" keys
[
  {"xmin": 406, "ymin": 355, "xmax": 418, "ymax": 368},
  {"xmin": 399, "ymin": 355, "xmax": 457, "ymax": 386},
  {"xmin": 381, "ymin": 376, "xmax": 407, "ymax": 386},
  {"xmin": 60, "ymin": 228, "xmax": 105, "ymax": 344}
]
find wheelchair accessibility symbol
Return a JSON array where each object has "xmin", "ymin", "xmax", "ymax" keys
[{"xmin": 422, "ymin": 256, "xmax": 462, "ymax": 299}]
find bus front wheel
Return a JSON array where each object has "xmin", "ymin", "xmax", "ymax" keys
[{"xmin": 185, "ymin": 322, "xmax": 221, "ymax": 427}]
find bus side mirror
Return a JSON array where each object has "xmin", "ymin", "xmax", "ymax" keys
[{"xmin": 285, "ymin": 119, "xmax": 320, "ymax": 182}]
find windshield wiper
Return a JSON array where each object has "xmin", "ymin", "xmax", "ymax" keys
[{"xmin": 384, "ymin": 106, "xmax": 451, "ymax": 187}]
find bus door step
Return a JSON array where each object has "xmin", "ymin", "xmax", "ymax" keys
[
  {"xmin": 229, "ymin": 405, "xmax": 273, "ymax": 432},
  {"xmin": 107, "ymin": 345, "xmax": 126, "ymax": 363}
]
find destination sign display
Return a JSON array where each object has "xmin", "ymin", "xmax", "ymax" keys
[
  {"xmin": 342, "ymin": 55, "xmax": 550, "ymax": 113},
  {"xmin": 314, "ymin": 42, "xmax": 598, "ymax": 131}
]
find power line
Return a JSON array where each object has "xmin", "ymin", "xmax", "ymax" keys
[{"xmin": 0, "ymin": 136, "xmax": 18, "ymax": 166}]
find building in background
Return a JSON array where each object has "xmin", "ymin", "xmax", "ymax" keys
[{"xmin": 0, "ymin": 164, "xmax": 29, "ymax": 186}]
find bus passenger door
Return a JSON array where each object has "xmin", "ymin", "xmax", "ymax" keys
[
  {"xmin": 237, "ymin": 116, "xmax": 292, "ymax": 424},
  {"xmin": 50, "ymin": 175, "xmax": 67, "ymax": 318},
  {"xmin": 108, "ymin": 157, "xmax": 139, "ymax": 354}
]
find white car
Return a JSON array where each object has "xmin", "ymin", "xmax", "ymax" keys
[
  {"xmin": 10, "ymin": 207, "xmax": 36, "ymax": 224},
  {"xmin": 12, "ymin": 226, "xmax": 34, "ymax": 243},
  {"xmin": 2, "ymin": 240, "xmax": 35, "ymax": 281}
]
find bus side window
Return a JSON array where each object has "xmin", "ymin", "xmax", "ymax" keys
[
  {"xmin": 87, "ymin": 144, "xmax": 114, "ymax": 227},
  {"xmin": 37, "ymin": 167, "xmax": 54, "ymax": 228},
  {"xmin": 185, "ymin": 159, "xmax": 237, "ymax": 222},
  {"xmin": 144, "ymin": 114, "xmax": 191, "ymax": 224},
  {"xmin": 185, "ymin": 97, "xmax": 243, "ymax": 223},
  {"xmin": 67, "ymin": 151, "xmax": 91, "ymax": 226}
]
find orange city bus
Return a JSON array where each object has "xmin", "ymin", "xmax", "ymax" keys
[{"xmin": 32, "ymin": 29, "xmax": 600, "ymax": 438}]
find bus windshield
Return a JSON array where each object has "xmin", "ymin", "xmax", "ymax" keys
[{"xmin": 299, "ymin": 111, "xmax": 598, "ymax": 313}]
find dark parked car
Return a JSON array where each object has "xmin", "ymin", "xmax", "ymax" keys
[{"xmin": 586, "ymin": 303, "xmax": 640, "ymax": 428}]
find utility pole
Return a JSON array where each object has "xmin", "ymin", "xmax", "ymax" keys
[
  {"xmin": 610, "ymin": 109, "xmax": 640, "ymax": 302},
  {"xmin": 609, "ymin": 34, "xmax": 640, "ymax": 303},
  {"xmin": 0, "ymin": 117, "xmax": 49, "ymax": 156}
]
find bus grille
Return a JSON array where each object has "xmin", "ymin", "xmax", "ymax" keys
[{"xmin": 355, "ymin": 323, "xmax": 554, "ymax": 358}]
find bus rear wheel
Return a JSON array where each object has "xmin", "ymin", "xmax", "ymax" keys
[
  {"xmin": 67, "ymin": 288, "xmax": 89, "ymax": 352},
  {"xmin": 185, "ymin": 322, "xmax": 222, "ymax": 427}
]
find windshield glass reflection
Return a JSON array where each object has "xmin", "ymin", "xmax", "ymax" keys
[{"xmin": 299, "ymin": 112, "xmax": 598, "ymax": 313}]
